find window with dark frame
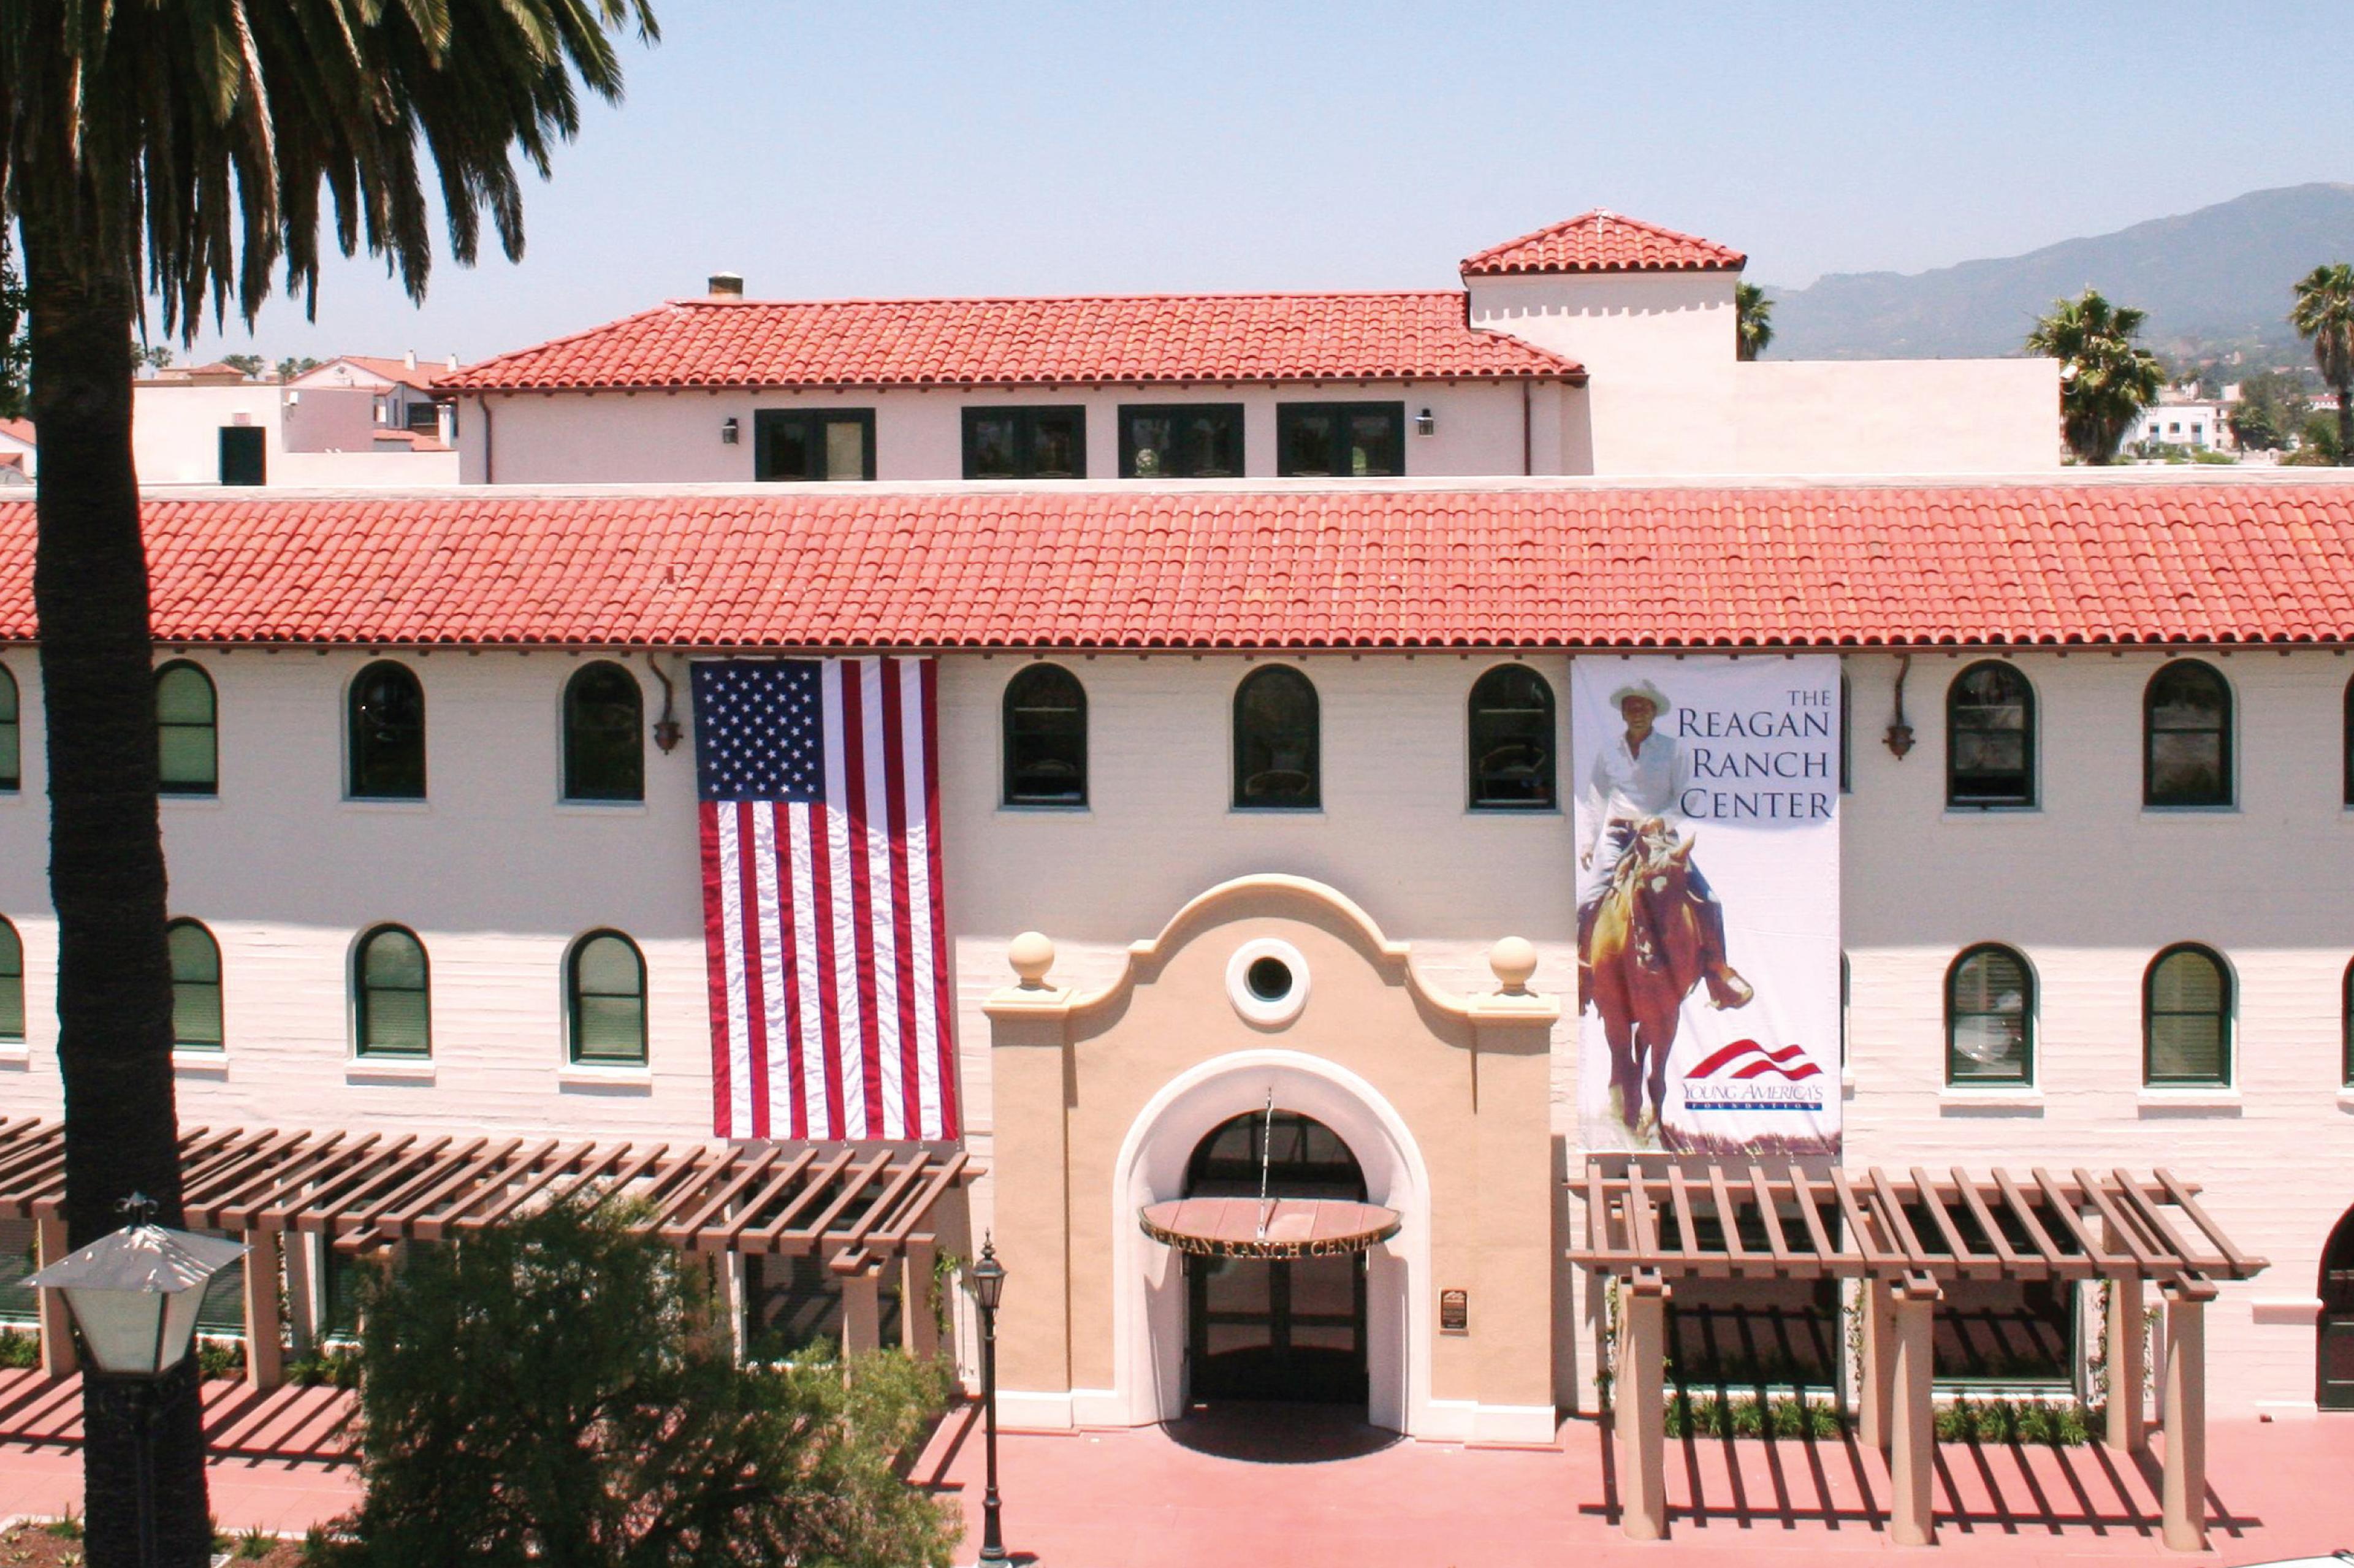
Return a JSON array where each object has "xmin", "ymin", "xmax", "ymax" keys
[
  {"xmin": 562, "ymin": 661, "xmax": 645, "ymax": 802},
  {"xmin": 1946, "ymin": 944, "xmax": 2033, "ymax": 1085},
  {"xmin": 963, "ymin": 406, "xmax": 1086, "ymax": 479},
  {"xmin": 1946, "ymin": 661, "xmax": 2035, "ymax": 807},
  {"xmin": 156, "ymin": 661, "xmax": 219, "ymax": 796},
  {"xmin": 356, "ymin": 924, "xmax": 430, "ymax": 1059},
  {"xmin": 0, "ymin": 917, "xmax": 21, "ymax": 1043},
  {"xmin": 0, "ymin": 664, "xmax": 20, "ymax": 791},
  {"xmin": 2343, "ymin": 674, "xmax": 2354, "ymax": 808},
  {"xmin": 2344, "ymin": 958, "xmax": 2354, "ymax": 1089},
  {"xmin": 1467, "ymin": 664, "xmax": 1555, "ymax": 809},
  {"xmin": 1118, "ymin": 403, "xmax": 1243, "ymax": 478},
  {"xmin": 1276, "ymin": 402, "xmax": 1405, "ymax": 478},
  {"xmin": 2144, "ymin": 944, "xmax": 2231, "ymax": 1086},
  {"xmin": 2144, "ymin": 661, "xmax": 2233, "ymax": 807},
  {"xmin": 167, "ymin": 918, "xmax": 224, "ymax": 1052},
  {"xmin": 1233, "ymin": 666, "xmax": 1319, "ymax": 810},
  {"xmin": 569, "ymin": 930, "xmax": 647, "ymax": 1067},
  {"xmin": 753, "ymin": 408, "xmax": 876, "ymax": 482},
  {"xmin": 1002, "ymin": 664, "xmax": 1087, "ymax": 807},
  {"xmin": 348, "ymin": 661, "xmax": 426, "ymax": 800},
  {"xmin": 217, "ymin": 425, "xmax": 265, "ymax": 486}
]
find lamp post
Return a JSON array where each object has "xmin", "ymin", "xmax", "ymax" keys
[
  {"xmin": 27, "ymin": 1195, "xmax": 247, "ymax": 1568},
  {"xmin": 968, "ymin": 1237, "xmax": 1008, "ymax": 1566}
]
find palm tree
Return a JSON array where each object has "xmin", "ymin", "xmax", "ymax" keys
[
  {"xmin": 2291, "ymin": 262, "xmax": 2354, "ymax": 465},
  {"xmin": 1, "ymin": 4, "xmax": 655, "ymax": 1562},
  {"xmin": 1735, "ymin": 281, "xmax": 1773, "ymax": 361},
  {"xmin": 2025, "ymin": 289, "xmax": 2166, "ymax": 463}
]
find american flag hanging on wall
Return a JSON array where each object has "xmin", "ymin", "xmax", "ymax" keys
[{"xmin": 692, "ymin": 657, "xmax": 959, "ymax": 1141}]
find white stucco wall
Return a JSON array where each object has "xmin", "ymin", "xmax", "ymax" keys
[
  {"xmin": 0, "ymin": 644, "xmax": 2344, "ymax": 1410},
  {"xmin": 130, "ymin": 384, "xmax": 453, "ymax": 487},
  {"xmin": 1733, "ymin": 359, "xmax": 2062, "ymax": 474},
  {"xmin": 131, "ymin": 385, "xmax": 289, "ymax": 485},
  {"xmin": 453, "ymin": 381, "xmax": 1558, "ymax": 485}
]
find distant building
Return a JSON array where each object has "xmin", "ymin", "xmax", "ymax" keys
[
  {"xmin": 131, "ymin": 357, "xmax": 460, "ymax": 487},
  {"xmin": 2129, "ymin": 397, "xmax": 2234, "ymax": 454},
  {"xmin": 0, "ymin": 419, "xmax": 32, "ymax": 485}
]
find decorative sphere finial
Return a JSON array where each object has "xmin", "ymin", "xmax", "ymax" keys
[
  {"xmin": 1489, "ymin": 936, "xmax": 1537, "ymax": 994},
  {"xmin": 1008, "ymin": 931, "xmax": 1055, "ymax": 988}
]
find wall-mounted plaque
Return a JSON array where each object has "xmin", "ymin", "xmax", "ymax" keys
[{"xmin": 1440, "ymin": 1288, "xmax": 1469, "ymax": 1334}]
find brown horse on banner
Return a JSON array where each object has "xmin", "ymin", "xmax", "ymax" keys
[{"xmin": 1586, "ymin": 819, "xmax": 1712, "ymax": 1139}]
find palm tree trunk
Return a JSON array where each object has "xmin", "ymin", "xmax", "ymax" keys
[
  {"xmin": 2338, "ymin": 380, "xmax": 2352, "ymax": 466},
  {"xmin": 21, "ymin": 205, "xmax": 214, "ymax": 1568}
]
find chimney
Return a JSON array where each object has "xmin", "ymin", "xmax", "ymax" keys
[
  {"xmin": 404, "ymin": 348, "xmax": 417, "ymax": 370},
  {"xmin": 707, "ymin": 272, "xmax": 745, "ymax": 299}
]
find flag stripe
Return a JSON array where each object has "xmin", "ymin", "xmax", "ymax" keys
[{"xmin": 694, "ymin": 656, "xmax": 959, "ymax": 1141}]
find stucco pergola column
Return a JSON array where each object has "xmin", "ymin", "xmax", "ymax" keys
[
  {"xmin": 981, "ymin": 933, "xmax": 1077, "ymax": 1418},
  {"xmin": 1615, "ymin": 1274, "xmax": 1669, "ymax": 1542},
  {"xmin": 1887, "ymin": 1282, "xmax": 1939, "ymax": 1548},
  {"xmin": 903, "ymin": 1240, "xmax": 939, "ymax": 1358},
  {"xmin": 35, "ymin": 1216, "xmax": 73, "ymax": 1379},
  {"xmin": 841, "ymin": 1266, "xmax": 882, "ymax": 1357},
  {"xmin": 1858, "ymin": 1276, "xmax": 1896, "ymax": 1455},
  {"xmin": 2160, "ymin": 1284, "xmax": 2210, "ymax": 1553},
  {"xmin": 2105, "ymin": 1273, "xmax": 2146, "ymax": 1453},
  {"xmin": 242, "ymin": 1227, "xmax": 285, "ymax": 1390}
]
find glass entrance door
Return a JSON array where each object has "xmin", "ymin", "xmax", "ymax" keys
[
  {"xmin": 1180, "ymin": 1108, "xmax": 1373, "ymax": 1407},
  {"xmin": 1187, "ymin": 1252, "xmax": 1368, "ymax": 1404},
  {"xmin": 2322, "ymin": 1208, "xmax": 2354, "ymax": 1412}
]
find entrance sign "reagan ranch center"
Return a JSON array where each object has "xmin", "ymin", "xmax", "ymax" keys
[{"xmin": 1573, "ymin": 657, "xmax": 1842, "ymax": 1158}]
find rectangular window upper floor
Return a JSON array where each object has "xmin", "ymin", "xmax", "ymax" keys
[
  {"xmin": 964, "ymin": 406, "xmax": 1086, "ymax": 479},
  {"xmin": 1276, "ymin": 401, "xmax": 1406, "ymax": 478},
  {"xmin": 1118, "ymin": 404, "xmax": 1244, "ymax": 479},
  {"xmin": 754, "ymin": 409, "xmax": 876, "ymax": 481}
]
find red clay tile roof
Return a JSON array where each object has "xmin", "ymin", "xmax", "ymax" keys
[
  {"xmin": 0, "ymin": 482, "xmax": 2348, "ymax": 649},
  {"xmin": 0, "ymin": 419, "xmax": 32, "ymax": 447},
  {"xmin": 1461, "ymin": 211, "xmax": 1746, "ymax": 276},
  {"xmin": 438, "ymin": 293, "xmax": 1583, "ymax": 392},
  {"xmin": 322, "ymin": 356, "xmax": 445, "ymax": 392}
]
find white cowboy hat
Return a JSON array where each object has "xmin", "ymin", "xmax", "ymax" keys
[{"xmin": 1609, "ymin": 680, "xmax": 1673, "ymax": 717}]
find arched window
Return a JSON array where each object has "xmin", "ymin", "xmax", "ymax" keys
[
  {"xmin": 1002, "ymin": 664, "xmax": 1087, "ymax": 807},
  {"xmin": 354, "ymin": 925, "xmax": 430, "ymax": 1059},
  {"xmin": 2341, "ymin": 957, "xmax": 2354, "ymax": 1089},
  {"xmin": 1467, "ymin": 664, "xmax": 1556, "ymax": 809},
  {"xmin": 2144, "ymin": 944, "xmax": 2231, "ymax": 1086},
  {"xmin": 2144, "ymin": 661, "xmax": 2232, "ymax": 808},
  {"xmin": 0, "ymin": 664, "xmax": 18, "ymax": 791},
  {"xmin": 1946, "ymin": 944, "xmax": 2033, "ymax": 1084},
  {"xmin": 1233, "ymin": 666, "xmax": 1319, "ymax": 810},
  {"xmin": 166, "ymin": 918, "xmax": 223, "ymax": 1052},
  {"xmin": 1947, "ymin": 661, "xmax": 2035, "ymax": 807},
  {"xmin": 562, "ymin": 661, "xmax": 644, "ymax": 802},
  {"xmin": 568, "ymin": 930, "xmax": 647, "ymax": 1066},
  {"xmin": 0, "ymin": 916, "xmax": 21, "ymax": 1043},
  {"xmin": 155, "ymin": 661, "xmax": 218, "ymax": 795},
  {"xmin": 2342, "ymin": 676, "xmax": 2354, "ymax": 808},
  {"xmin": 348, "ymin": 661, "xmax": 426, "ymax": 801}
]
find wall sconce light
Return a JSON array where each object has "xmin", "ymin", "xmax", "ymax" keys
[
  {"xmin": 1883, "ymin": 652, "xmax": 1916, "ymax": 759},
  {"xmin": 1414, "ymin": 407, "xmax": 1436, "ymax": 437},
  {"xmin": 720, "ymin": 416, "xmax": 740, "ymax": 446}
]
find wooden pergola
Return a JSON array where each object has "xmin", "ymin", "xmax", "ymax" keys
[
  {"xmin": 1570, "ymin": 1158, "xmax": 2268, "ymax": 1552},
  {"xmin": 0, "ymin": 1116, "xmax": 975, "ymax": 1387}
]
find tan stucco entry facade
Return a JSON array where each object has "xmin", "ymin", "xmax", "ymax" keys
[{"xmin": 984, "ymin": 874, "xmax": 1561, "ymax": 1443}]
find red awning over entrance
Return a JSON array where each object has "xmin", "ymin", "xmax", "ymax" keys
[{"xmin": 1140, "ymin": 1197, "xmax": 1400, "ymax": 1260}]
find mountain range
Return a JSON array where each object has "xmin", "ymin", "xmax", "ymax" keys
[{"xmin": 1762, "ymin": 183, "xmax": 2354, "ymax": 364}]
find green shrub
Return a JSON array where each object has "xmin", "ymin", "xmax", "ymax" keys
[
  {"xmin": 196, "ymin": 1336, "xmax": 248, "ymax": 1380},
  {"xmin": 285, "ymin": 1344, "xmax": 362, "ymax": 1389},
  {"xmin": 0, "ymin": 1326, "xmax": 39, "ymax": 1369},
  {"xmin": 314, "ymin": 1197, "xmax": 959, "ymax": 1568},
  {"xmin": 1663, "ymin": 1392, "xmax": 1845, "ymax": 1439},
  {"xmin": 2191, "ymin": 448, "xmax": 2238, "ymax": 464},
  {"xmin": 1934, "ymin": 1397, "xmax": 2094, "ymax": 1445}
]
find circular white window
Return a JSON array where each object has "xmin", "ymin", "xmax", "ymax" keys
[{"xmin": 1225, "ymin": 938, "xmax": 1309, "ymax": 1027}]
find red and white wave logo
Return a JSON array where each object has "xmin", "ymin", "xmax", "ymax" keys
[{"xmin": 1686, "ymin": 1040, "xmax": 1823, "ymax": 1082}]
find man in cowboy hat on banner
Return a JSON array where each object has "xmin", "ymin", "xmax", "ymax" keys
[{"xmin": 1578, "ymin": 679, "xmax": 1753, "ymax": 1009}]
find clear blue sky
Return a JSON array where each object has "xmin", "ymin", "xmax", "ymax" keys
[{"xmin": 184, "ymin": 0, "xmax": 2353, "ymax": 366}]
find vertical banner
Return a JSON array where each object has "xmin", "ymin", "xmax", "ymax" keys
[{"xmin": 1572, "ymin": 656, "xmax": 1840, "ymax": 1157}]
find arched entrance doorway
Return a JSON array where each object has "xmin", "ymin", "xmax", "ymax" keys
[
  {"xmin": 2322, "ymin": 1205, "xmax": 2354, "ymax": 1411},
  {"xmin": 1183, "ymin": 1109, "xmax": 1370, "ymax": 1407}
]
